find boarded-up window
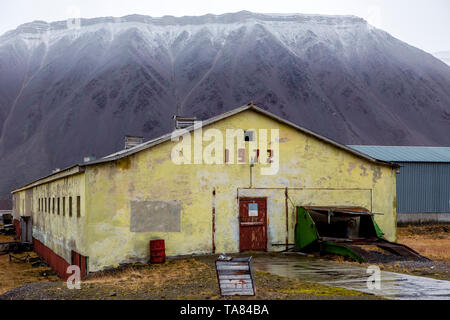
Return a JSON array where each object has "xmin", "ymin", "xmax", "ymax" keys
[
  {"xmin": 52, "ymin": 198, "xmax": 55, "ymax": 214},
  {"xmin": 63, "ymin": 197, "xmax": 66, "ymax": 216},
  {"xmin": 57, "ymin": 198, "xmax": 60, "ymax": 215},
  {"xmin": 77, "ymin": 196, "xmax": 81, "ymax": 217},
  {"xmin": 69, "ymin": 197, "xmax": 72, "ymax": 217},
  {"xmin": 130, "ymin": 200, "xmax": 181, "ymax": 232}
]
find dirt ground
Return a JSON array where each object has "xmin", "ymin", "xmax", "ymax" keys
[
  {"xmin": 397, "ymin": 224, "xmax": 450, "ymax": 263},
  {"xmin": 0, "ymin": 256, "xmax": 377, "ymax": 300},
  {"xmin": 1, "ymin": 224, "xmax": 448, "ymax": 299},
  {"xmin": 0, "ymin": 235, "xmax": 59, "ymax": 295}
]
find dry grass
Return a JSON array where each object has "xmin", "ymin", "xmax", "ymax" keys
[
  {"xmin": 31, "ymin": 258, "xmax": 373, "ymax": 300},
  {"xmin": 0, "ymin": 235, "xmax": 14, "ymax": 242},
  {"xmin": 86, "ymin": 259, "xmax": 210, "ymax": 295},
  {"xmin": 0, "ymin": 252, "xmax": 59, "ymax": 295},
  {"xmin": 0, "ymin": 235, "xmax": 59, "ymax": 295},
  {"xmin": 397, "ymin": 224, "xmax": 450, "ymax": 263}
]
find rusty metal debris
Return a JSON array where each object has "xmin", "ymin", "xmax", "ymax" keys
[
  {"xmin": 295, "ymin": 206, "xmax": 429, "ymax": 263},
  {"xmin": 0, "ymin": 213, "xmax": 15, "ymax": 235},
  {"xmin": 0, "ymin": 241, "xmax": 33, "ymax": 255}
]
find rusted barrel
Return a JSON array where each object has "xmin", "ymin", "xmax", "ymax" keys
[{"xmin": 150, "ymin": 239, "xmax": 165, "ymax": 263}]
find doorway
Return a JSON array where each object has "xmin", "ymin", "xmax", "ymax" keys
[
  {"xmin": 239, "ymin": 198, "xmax": 267, "ymax": 251},
  {"xmin": 20, "ymin": 216, "xmax": 32, "ymax": 243}
]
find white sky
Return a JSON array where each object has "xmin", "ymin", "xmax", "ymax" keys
[{"xmin": 0, "ymin": 0, "xmax": 449, "ymax": 53}]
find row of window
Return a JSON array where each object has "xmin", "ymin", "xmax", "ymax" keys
[{"xmin": 37, "ymin": 196, "xmax": 81, "ymax": 217}]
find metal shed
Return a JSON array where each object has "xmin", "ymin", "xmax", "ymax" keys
[{"xmin": 349, "ymin": 146, "xmax": 450, "ymax": 224}]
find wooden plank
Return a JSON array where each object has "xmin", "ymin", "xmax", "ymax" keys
[
  {"xmin": 216, "ymin": 264, "xmax": 249, "ymax": 271},
  {"xmin": 219, "ymin": 279, "xmax": 253, "ymax": 286},
  {"xmin": 221, "ymin": 289, "xmax": 255, "ymax": 295},
  {"xmin": 216, "ymin": 269, "xmax": 250, "ymax": 276},
  {"xmin": 219, "ymin": 274, "xmax": 252, "ymax": 280},
  {"xmin": 219, "ymin": 283, "xmax": 253, "ymax": 289},
  {"xmin": 216, "ymin": 261, "xmax": 250, "ymax": 266}
]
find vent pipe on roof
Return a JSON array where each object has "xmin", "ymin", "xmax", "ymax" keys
[
  {"xmin": 125, "ymin": 136, "xmax": 144, "ymax": 149},
  {"xmin": 173, "ymin": 115, "xmax": 197, "ymax": 130},
  {"xmin": 83, "ymin": 155, "xmax": 96, "ymax": 163}
]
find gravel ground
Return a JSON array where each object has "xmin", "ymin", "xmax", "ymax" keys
[{"xmin": 380, "ymin": 260, "xmax": 450, "ymax": 280}]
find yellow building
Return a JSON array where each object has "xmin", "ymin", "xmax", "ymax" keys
[{"xmin": 12, "ymin": 105, "xmax": 398, "ymax": 277}]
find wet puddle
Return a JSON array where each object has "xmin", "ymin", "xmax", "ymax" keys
[{"xmin": 253, "ymin": 255, "xmax": 450, "ymax": 300}]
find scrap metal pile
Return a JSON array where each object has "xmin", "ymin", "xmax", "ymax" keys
[
  {"xmin": 294, "ymin": 206, "xmax": 429, "ymax": 263},
  {"xmin": 0, "ymin": 213, "xmax": 15, "ymax": 236},
  {"xmin": 0, "ymin": 213, "xmax": 33, "ymax": 254}
]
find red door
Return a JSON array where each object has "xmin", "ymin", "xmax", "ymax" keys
[{"xmin": 239, "ymin": 198, "xmax": 267, "ymax": 251}]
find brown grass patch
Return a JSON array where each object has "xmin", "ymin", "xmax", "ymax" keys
[
  {"xmin": 397, "ymin": 224, "xmax": 450, "ymax": 263},
  {"xmin": 0, "ymin": 235, "xmax": 14, "ymax": 242},
  {"xmin": 0, "ymin": 252, "xmax": 60, "ymax": 295}
]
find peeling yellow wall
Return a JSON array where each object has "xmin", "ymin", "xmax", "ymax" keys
[
  {"xmin": 13, "ymin": 172, "xmax": 87, "ymax": 264},
  {"xmin": 84, "ymin": 109, "xmax": 396, "ymax": 271}
]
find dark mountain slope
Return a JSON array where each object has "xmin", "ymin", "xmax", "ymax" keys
[{"xmin": 0, "ymin": 11, "xmax": 449, "ymax": 198}]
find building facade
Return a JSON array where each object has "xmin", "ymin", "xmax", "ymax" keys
[
  {"xmin": 12, "ymin": 105, "xmax": 398, "ymax": 277},
  {"xmin": 349, "ymin": 146, "xmax": 450, "ymax": 224}
]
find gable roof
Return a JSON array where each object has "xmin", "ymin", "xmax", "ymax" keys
[
  {"xmin": 13, "ymin": 104, "xmax": 396, "ymax": 193},
  {"xmin": 348, "ymin": 145, "xmax": 450, "ymax": 162},
  {"xmin": 86, "ymin": 105, "xmax": 396, "ymax": 167}
]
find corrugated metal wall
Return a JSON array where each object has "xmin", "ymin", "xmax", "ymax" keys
[{"xmin": 397, "ymin": 162, "xmax": 450, "ymax": 213}]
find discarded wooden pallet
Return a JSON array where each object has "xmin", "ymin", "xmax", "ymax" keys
[{"xmin": 215, "ymin": 256, "xmax": 256, "ymax": 296}]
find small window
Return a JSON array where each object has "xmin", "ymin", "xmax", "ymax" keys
[
  {"xmin": 69, "ymin": 197, "xmax": 72, "ymax": 217},
  {"xmin": 38, "ymin": 198, "xmax": 40, "ymax": 212},
  {"xmin": 57, "ymin": 198, "xmax": 60, "ymax": 215},
  {"xmin": 244, "ymin": 130, "xmax": 255, "ymax": 142},
  {"xmin": 45, "ymin": 198, "xmax": 47, "ymax": 212},
  {"xmin": 77, "ymin": 196, "xmax": 81, "ymax": 217},
  {"xmin": 53, "ymin": 198, "xmax": 55, "ymax": 214},
  {"xmin": 63, "ymin": 197, "xmax": 66, "ymax": 216}
]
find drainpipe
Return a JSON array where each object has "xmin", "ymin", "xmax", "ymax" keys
[
  {"xmin": 285, "ymin": 188, "xmax": 289, "ymax": 251},
  {"xmin": 212, "ymin": 188, "xmax": 216, "ymax": 254},
  {"xmin": 249, "ymin": 161, "xmax": 255, "ymax": 188}
]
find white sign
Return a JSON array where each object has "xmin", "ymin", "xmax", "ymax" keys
[{"xmin": 249, "ymin": 203, "xmax": 258, "ymax": 217}]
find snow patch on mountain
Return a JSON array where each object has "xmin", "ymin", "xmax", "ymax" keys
[{"xmin": 433, "ymin": 51, "xmax": 450, "ymax": 66}]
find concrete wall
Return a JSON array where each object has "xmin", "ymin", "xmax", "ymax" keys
[
  {"xmin": 84, "ymin": 109, "xmax": 397, "ymax": 272},
  {"xmin": 13, "ymin": 171, "xmax": 87, "ymax": 265},
  {"xmin": 397, "ymin": 212, "xmax": 450, "ymax": 225}
]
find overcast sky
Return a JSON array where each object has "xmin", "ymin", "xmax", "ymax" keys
[{"xmin": 0, "ymin": 0, "xmax": 449, "ymax": 53}]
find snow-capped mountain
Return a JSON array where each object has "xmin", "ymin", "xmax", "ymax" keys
[
  {"xmin": 0, "ymin": 11, "xmax": 450, "ymax": 198},
  {"xmin": 433, "ymin": 51, "xmax": 450, "ymax": 66}
]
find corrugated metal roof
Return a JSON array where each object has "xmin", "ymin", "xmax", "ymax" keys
[{"xmin": 348, "ymin": 146, "xmax": 450, "ymax": 162}]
